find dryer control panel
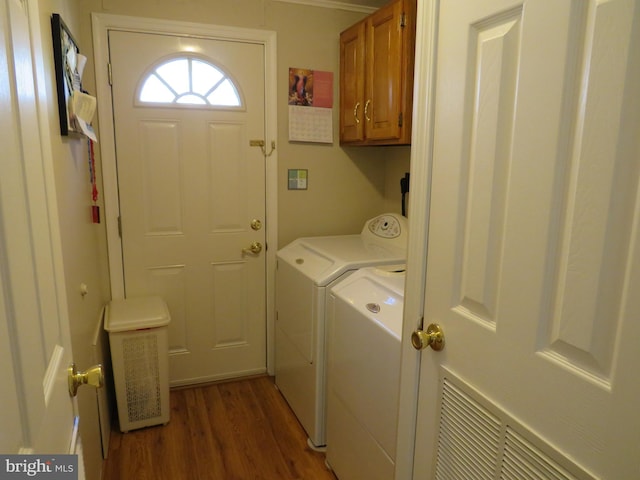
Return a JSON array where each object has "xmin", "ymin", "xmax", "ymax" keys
[
  {"xmin": 361, "ymin": 213, "xmax": 408, "ymax": 250},
  {"xmin": 367, "ymin": 214, "xmax": 404, "ymax": 238}
]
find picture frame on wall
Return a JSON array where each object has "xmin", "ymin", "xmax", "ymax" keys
[{"xmin": 51, "ymin": 13, "xmax": 80, "ymax": 136}]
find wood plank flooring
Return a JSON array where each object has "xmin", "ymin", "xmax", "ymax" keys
[{"xmin": 103, "ymin": 376, "xmax": 337, "ymax": 480}]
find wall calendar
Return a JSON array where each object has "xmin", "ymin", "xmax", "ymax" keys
[{"xmin": 288, "ymin": 67, "xmax": 333, "ymax": 144}]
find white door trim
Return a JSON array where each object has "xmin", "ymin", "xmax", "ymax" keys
[
  {"xmin": 91, "ymin": 13, "xmax": 279, "ymax": 374},
  {"xmin": 394, "ymin": 0, "xmax": 438, "ymax": 477}
]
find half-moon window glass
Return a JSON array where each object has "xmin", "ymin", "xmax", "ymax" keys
[{"xmin": 139, "ymin": 57, "xmax": 242, "ymax": 107}]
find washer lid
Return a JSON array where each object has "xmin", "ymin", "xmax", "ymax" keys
[
  {"xmin": 105, "ymin": 296, "xmax": 171, "ymax": 332},
  {"xmin": 277, "ymin": 235, "xmax": 406, "ymax": 287},
  {"xmin": 331, "ymin": 265, "xmax": 406, "ymax": 340}
]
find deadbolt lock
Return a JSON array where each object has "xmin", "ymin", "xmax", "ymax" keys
[{"xmin": 251, "ymin": 219, "xmax": 262, "ymax": 231}]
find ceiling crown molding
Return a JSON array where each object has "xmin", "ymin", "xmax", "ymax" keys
[{"xmin": 273, "ymin": 0, "xmax": 377, "ymax": 14}]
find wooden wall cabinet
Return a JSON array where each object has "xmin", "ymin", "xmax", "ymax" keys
[{"xmin": 339, "ymin": 0, "xmax": 416, "ymax": 145}]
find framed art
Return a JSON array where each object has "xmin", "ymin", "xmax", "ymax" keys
[{"xmin": 51, "ymin": 13, "xmax": 80, "ymax": 135}]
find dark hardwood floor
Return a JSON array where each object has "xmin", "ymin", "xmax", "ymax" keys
[{"xmin": 103, "ymin": 376, "xmax": 337, "ymax": 480}]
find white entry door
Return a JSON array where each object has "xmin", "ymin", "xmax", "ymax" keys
[
  {"xmin": 109, "ymin": 31, "xmax": 267, "ymax": 385},
  {"xmin": 411, "ymin": 0, "xmax": 639, "ymax": 478},
  {"xmin": 0, "ymin": 0, "xmax": 78, "ymax": 457}
]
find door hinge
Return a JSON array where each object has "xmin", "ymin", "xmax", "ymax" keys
[
  {"xmin": 117, "ymin": 216, "xmax": 122, "ymax": 237},
  {"xmin": 107, "ymin": 63, "xmax": 113, "ymax": 86},
  {"xmin": 398, "ymin": 112, "xmax": 403, "ymax": 127},
  {"xmin": 400, "ymin": 12, "xmax": 407, "ymax": 28}
]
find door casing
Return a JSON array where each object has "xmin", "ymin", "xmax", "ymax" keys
[
  {"xmin": 91, "ymin": 13, "xmax": 279, "ymax": 374},
  {"xmin": 394, "ymin": 0, "xmax": 437, "ymax": 477}
]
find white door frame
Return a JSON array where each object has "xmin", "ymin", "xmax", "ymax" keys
[
  {"xmin": 91, "ymin": 13, "xmax": 279, "ymax": 374},
  {"xmin": 394, "ymin": 0, "xmax": 439, "ymax": 477}
]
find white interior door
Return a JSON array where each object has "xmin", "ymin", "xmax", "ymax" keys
[
  {"xmin": 109, "ymin": 31, "xmax": 267, "ymax": 386},
  {"xmin": 0, "ymin": 0, "xmax": 78, "ymax": 457},
  {"xmin": 411, "ymin": 0, "xmax": 640, "ymax": 478}
]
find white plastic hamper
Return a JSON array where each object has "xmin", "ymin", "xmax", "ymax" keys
[{"xmin": 105, "ymin": 296, "xmax": 171, "ymax": 432}]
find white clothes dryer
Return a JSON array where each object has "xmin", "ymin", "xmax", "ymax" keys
[
  {"xmin": 275, "ymin": 214, "xmax": 408, "ymax": 448},
  {"xmin": 325, "ymin": 265, "xmax": 406, "ymax": 480}
]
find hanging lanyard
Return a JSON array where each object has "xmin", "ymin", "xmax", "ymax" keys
[{"xmin": 89, "ymin": 139, "xmax": 100, "ymax": 223}]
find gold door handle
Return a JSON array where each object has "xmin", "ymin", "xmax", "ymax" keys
[
  {"xmin": 68, "ymin": 363, "xmax": 104, "ymax": 397},
  {"xmin": 242, "ymin": 242, "xmax": 263, "ymax": 255},
  {"xmin": 353, "ymin": 102, "xmax": 361, "ymax": 124},
  {"xmin": 364, "ymin": 99, "xmax": 371, "ymax": 122},
  {"xmin": 411, "ymin": 324, "xmax": 445, "ymax": 351}
]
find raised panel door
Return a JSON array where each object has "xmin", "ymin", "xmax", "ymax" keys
[
  {"xmin": 110, "ymin": 30, "xmax": 267, "ymax": 386},
  {"xmin": 0, "ymin": 0, "xmax": 77, "ymax": 457},
  {"xmin": 365, "ymin": 0, "xmax": 403, "ymax": 141},
  {"xmin": 340, "ymin": 21, "xmax": 366, "ymax": 143},
  {"xmin": 411, "ymin": 0, "xmax": 640, "ymax": 478}
]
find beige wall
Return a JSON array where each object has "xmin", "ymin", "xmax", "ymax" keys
[
  {"xmin": 36, "ymin": 2, "xmax": 111, "ymax": 479},
  {"xmin": 383, "ymin": 146, "xmax": 412, "ymax": 215},
  {"xmin": 79, "ymin": 0, "xmax": 411, "ymax": 248}
]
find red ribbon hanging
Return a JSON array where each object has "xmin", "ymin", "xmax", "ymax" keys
[{"xmin": 89, "ymin": 139, "xmax": 100, "ymax": 223}]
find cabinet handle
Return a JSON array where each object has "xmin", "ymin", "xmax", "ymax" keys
[
  {"xmin": 364, "ymin": 99, "xmax": 371, "ymax": 122},
  {"xmin": 353, "ymin": 102, "xmax": 360, "ymax": 124}
]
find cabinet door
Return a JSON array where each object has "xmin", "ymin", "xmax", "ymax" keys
[
  {"xmin": 340, "ymin": 21, "xmax": 366, "ymax": 143},
  {"xmin": 365, "ymin": 0, "xmax": 403, "ymax": 141}
]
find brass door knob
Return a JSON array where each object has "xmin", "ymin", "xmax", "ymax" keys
[
  {"xmin": 242, "ymin": 242, "xmax": 263, "ymax": 255},
  {"xmin": 411, "ymin": 323, "xmax": 445, "ymax": 351},
  {"xmin": 68, "ymin": 363, "xmax": 104, "ymax": 397}
]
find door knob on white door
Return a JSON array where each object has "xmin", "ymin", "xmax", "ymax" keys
[
  {"xmin": 242, "ymin": 242, "xmax": 263, "ymax": 255},
  {"xmin": 411, "ymin": 323, "xmax": 445, "ymax": 351},
  {"xmin": 68, "ymin": 363, "xmax": 104, "ymax": 397}
]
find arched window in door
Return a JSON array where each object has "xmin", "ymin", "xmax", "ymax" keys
[{"xmin": 138, "ymin": 56, "xmax": 242, "ymax": 108}]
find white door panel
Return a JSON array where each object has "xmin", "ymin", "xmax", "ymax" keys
[
  {"xmin": 0, "ymin": 0, "xmax": 77, "ymax": 456},
  {"xmin": 410, "ymin": 0, "xmax": 639, "ymax": 478},
  {"xmin": 109, "ymin": 31, "xmax": 267, "ymax": 385}
]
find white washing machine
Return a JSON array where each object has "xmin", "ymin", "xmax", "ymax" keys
[
  {"xmin": 325, "ymin": 265, "xmax": 406, "ymax": 480},
  {"xmin": 275, "ymin": 213, "xmax": 408, "ymax": 448}
]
